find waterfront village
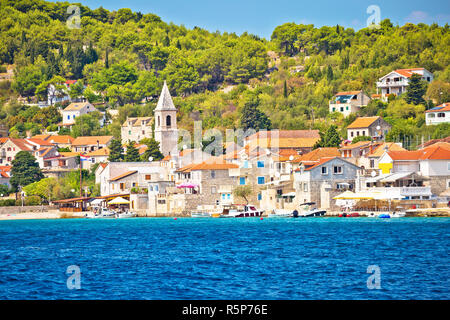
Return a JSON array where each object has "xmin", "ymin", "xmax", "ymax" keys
[{"xmin": 1, "ymin": 68, "xmax": 450, "ymax": 218}]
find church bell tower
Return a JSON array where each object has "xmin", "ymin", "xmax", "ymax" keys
[{"xmin": 154, "ymin": 81, "xmax": 178, "ymax": 157}]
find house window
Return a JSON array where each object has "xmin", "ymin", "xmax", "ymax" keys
[
  {"xmin": 239, "ymin": 177, "xmax": 246, "ymax": 185},
  {"xmin": 257, "ymin": 193, "xmax": 262, "ymax": 201},
  {"xmin": 321, "ymin": 166, "xmax": 328, "ymax": 175},
  {"xmin": 428, "ymin": 113, "xmax": 435, "ymax": 118},
  {"xmin": 350, "ymin": 132, "xmax": 354, "ymax": 137},
  {"xmin": 166, "ymin": 115, "xmax": 171, "ymax": 127},
  {"xmin": 362, "ymin": 131, "xmax": 365, "ymax": 136},
  {"xmin": 243, "ymin": 160, "xmax": 249, "ymax": 168},
  {"xmin": 257, "ymin": 176, "xmax": 265, "ymax": 185},
  {"xmin": 370, "ymin": 159, "xmax": 375, "ymax": 168},
  {"xmin": 132, "ymin": 182, "xmax": 137, "ymax": 187},
  {"xmin": 356, "ymin": 131, "xmax": 360, "ymax": 136},
  {"xmin": 91, "ymin": 158, "xmax": 95, "ymax": 163},
  {"xmin": 211, "ymin": 186, "xmax": 216, "ymax": 194},
  {"xmin": 346, "ymin": 106, "xmax": 349, "ymax": 110},
  {"xmin": 221, "ymin": 194, "xmax": 225, "ymax": 200},
  {"xmin": 227, "ymin": 194, "xmax": 231, "ymax": 200},
  {"xmin": 211, "ymin": 170, "xmax": 216, "ymax": 178},
  {"xmin": 333, "ymin": 166, "xmax": 343, "ymax": 174},
  {"xmin": 257, "ymin": 161, "xmax": 264, "ymax": 168},
  {"xmin": 67, "ymin": 115, "xmax": 70, "ymax": 120},
  {"xmin": 129, "ymin": 130, "xmax": 131, "ymax": 135},
  {"xmin": 145, "ymin": 174, "xmax": 151, "ymax": 180},
  {"xmin": 438, "ymin": 113, "xmax": 445, "ymax": 118},
  {"xmin": 340, "ymin": 107, "xmax": 344, "ymax": 112},
  {"xmin": 303, "ymin": 183, "xmax": 308, "ymax": 192},
  {"xmin": 120, "ymin": 183, "xmax": 125, "ymax": 190}
]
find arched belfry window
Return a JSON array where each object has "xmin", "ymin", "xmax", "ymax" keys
[
  {"xmin": 158, "ymin": 116, "xmax": 160, "ymax": 127},
  {"xmin": 166, "ymin": 115, "xmax": 171, "ymax": 127}
]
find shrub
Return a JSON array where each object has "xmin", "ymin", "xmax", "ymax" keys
[
  {"xmin": 25, "ymin": 195, "xmax": 41, "ymax": 206},
  {"xmin": 0, "ymin": 199, "xmax": 16, "ymax": 206}
]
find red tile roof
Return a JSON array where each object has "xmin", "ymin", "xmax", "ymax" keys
[
  {"xmin": 110, "ymin": 171, "xmax": 137, "ymax": 181},
  {"xmin": 347, "ymin": 116, "xmax": 380, "ymax": 129},
  {"xmin": 425, "ymin": 103, "xmax": 450, "ymax": 113},
  {"xmin": 394, "ymin": 68, "xmax": 425, "ymax": 78},
  {"xmin": 387, "ymin": 143, "xmax": 450, "ymax": 160}
]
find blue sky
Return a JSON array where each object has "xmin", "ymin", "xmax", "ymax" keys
[{"xmin": 73, "ymin": 0, "xmax": 450, "ymax": 39}]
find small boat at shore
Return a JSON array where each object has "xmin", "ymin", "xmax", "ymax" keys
[
  {"xmin": 117, "ymin": 211, "xmax": 137, "ymax": 218},
  {"xmin": 220, "ymin": 204, "xmax": 264, "ymax": 218},
  {"xmin": 293, "ymin": 202, "xmax": 326, "ymax": 217},
  {"xmin": 191, "ymin": 211, "xmax": 213, "ymax": 218},
  {"xmin": 267, "ymin": 209, "xmax": 292, "ymax": 218}
]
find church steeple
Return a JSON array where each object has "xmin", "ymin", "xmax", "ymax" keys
[
  {"xmin": 154, "ymin": 81, "xmax": 178, "ymax": 157},
  {"xmin": 155, "ymin": 81, "xmax": 177, "ymax": 111}
]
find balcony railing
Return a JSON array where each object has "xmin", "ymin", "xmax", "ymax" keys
[{"xmin": 376, "ymin": 79, "xmax": 409, "ymax": 87}]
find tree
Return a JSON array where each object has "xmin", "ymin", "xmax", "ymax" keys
[
  {"xmin": 71, "ymin": 113, "xmax": 101, "ymax": 137},
  {"xmin": 108, "ymin": 138, "xmax": 124, "ymax": 162},
  {"xmin": 124, "ymin": 141, "xmax": 141, "ymax": 162},
  {"xmin": 351, "ymin": 136, "xmax": 372, "ymax": 143},
  {"xmin": 140, "ymin": 138, "xmax": 164, "ymax": 161},
  {"xmin": 314, "ymin": 125, "xmax": 341, "ymax": 149},
  {"xmin": 233, "ymin": 185, "xmax": 252, "ymax": 204},
  {"xmin": 69, "ymin": 80, "xmax": 85, "ymax": 100},
  {"xmin": 283, "ymin": 80, "xmax": 288, "ymax": 98},
  {"xmin": 240, "ymin": 95, "xmax": 272, "ymax": 131},
  {"xmin": 10, "ymin": 151, "xmax": 44, "ymax": 192},
  {"xmin": 405, "ymin": 73, "xmax": 427, "ymax": 105}
]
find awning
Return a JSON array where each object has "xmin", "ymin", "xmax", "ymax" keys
[
  {"xmin": 108, "ymin": 197, "xmax": 130, "ymax": 205},
  {"xmin": 176, "ymin": 183, "xmax": 198, "ymax": 188},
  {"xmin": 281, "ymin": 192, "xmax": 296, "ymax": 197},
  {"xmin": 380, "ymin": 172, "xmax": 414, "ymax": 183},
  {"xmin": 90, "ymin": 198, "xmax": 103, "ymax": 205}
]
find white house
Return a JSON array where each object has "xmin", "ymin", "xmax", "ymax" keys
[
  {"xmin": 376, "ymin": 68, "xmax": 433, "ymax": 101},
  {"xmin": 425, "ymin": 103, "xmax": 450, "ymax": 126},
  {"xmin": 121, "ymin": 117, "xmax": 153, "ymax": 144},
  {"xmin": 61, "ymin": 102, "xmax": 97, "ymax": 127},
  {"xmin": 329, "ymin": 91, "xmax": 370, "ymax": 117}
]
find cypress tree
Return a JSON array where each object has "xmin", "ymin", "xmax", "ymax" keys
[
  {"xmin": 108, "ymin": 138, "xmax": 124, "ymax": 162},
  {"xmin": 405, "ymin": 73, "xmax": 427, "ymax": 105},
  {"xmin": 124, "ymin": 141, "xmax": 141, "ymax": 162},
  {"xmin": 283, "ymin": 80, "xmax": 288, "ymax": 98}
]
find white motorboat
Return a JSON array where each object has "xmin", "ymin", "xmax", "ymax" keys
[
  {"xmin": 191, "ymin": 211, "xmax": 213, "ymax": 218},
  {"xmin": 267, "ymin": 209, "xmax": 292, "ymax": 218},
  {"xmin": 220, "ymin": 204, "xmax": 264, "ymax": 218},
  {"xmin": 293, "ymin": 202, "xmax": 326, "ymax": 217},
  {"xmin": 117, "ymin": 211, "xmax": 137, "ymax": 218},
  {"xmin": 86, "ymin": 208, "xmax": 116, "ymax": 218}
]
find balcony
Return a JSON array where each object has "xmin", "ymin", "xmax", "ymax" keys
[{"xmin": 376, "ymin": 79, "xmax": 409, "ymax": 88}]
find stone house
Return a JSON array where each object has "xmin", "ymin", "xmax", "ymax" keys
[
  {"xmin": 347, "ymin": 116, "xmax": 391, "ymax": 142},
  {"xmin": 294, "ymin": 157, "xmax": 361, "ymax": 210},
  {"xmin": 121, "ymin": 117, "xmax": 153, "ymax": 144}
]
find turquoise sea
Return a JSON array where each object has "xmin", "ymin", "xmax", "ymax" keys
[{"xmin": 0, "ymin": 217, "xmax": 448, "ymax": 300}]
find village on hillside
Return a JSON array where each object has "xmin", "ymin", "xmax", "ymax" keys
[{"xmin": 0, "ymin": 68, "xmax": 449, "ymax": 218}]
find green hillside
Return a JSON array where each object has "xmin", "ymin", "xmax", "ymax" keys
[{"xmin": 0, "ymin": 0, "xmax": 449, "ymax": 148}]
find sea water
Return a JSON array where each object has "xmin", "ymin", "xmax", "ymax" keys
[{"xmin": 0, "ymin": 217, "xmax": 448, "ymax": 299}]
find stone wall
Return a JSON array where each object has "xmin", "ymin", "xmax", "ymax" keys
[{"xmin": 0, "ymin": 205, "xmax": 56, "ymax": 215}]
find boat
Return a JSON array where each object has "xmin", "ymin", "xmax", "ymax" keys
[
  {"xmin": 293, "ymin": 202, "xmax": 326, "ymax": 217},
  {"xmin": 191, "ymin": 211, "xmax": 213, "ymax": 218},
  {"xmin": 378, "ymin": 214, "xmax": 391, "ymax": 219},
  {"xmin": 267, "ymin": 209, "xmax": 292, "ymax": 218},
  {"xmin": 86, "ymin": 207, "xmax": 116, "ymax": 218},
  {"xmin": 339, "ymin": 212, "xmax": 360, "ymax": 217},
  {"xmin": 220, "ymin": 204, "xmax": 264, "ymax": 218},
  {"xmin": 117, "ymin": 211, "xmax": 137, "ymax": 218}
]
